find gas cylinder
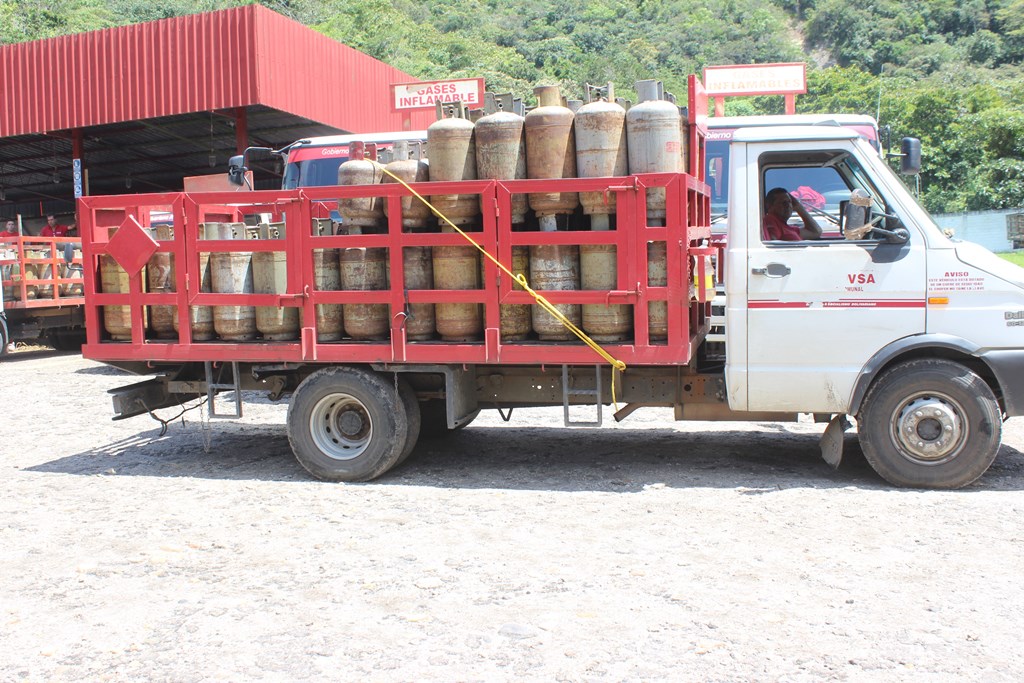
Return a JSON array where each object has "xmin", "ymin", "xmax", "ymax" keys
[
  {"xmin": 480, "ymin": 244, "xmax": 531, "ymax": 341},
  {"xmin": 28, "ymin": 250, "xmax": 54, "ymax": 299},
  {"xmin": 311, "ymin": 219, "xmax": 343, "ymax": 342},
  {"xmin": 146, "ymin": 225, "xmax": 176, "ymax": 339},
  {"xmin": 427, "ymin": 105, "xmax": 478, "ymax": 226},
  {"xmin": 402, "ymin": 246, "xmax": 436, "ymax": 341},
  {"xmin": 209, "ymin": 222, "xmax": 257, "ymax": 341},
  {"xmin": 475, "ymin": 98, "xmax": 528, "ymax": 224},
  {"xmin": 20, "ymin": 257, "xmax": 38, "ymax": 299},
  {"xmin": 525, "ymin": 85, "xmax": 578, "ymax": 230},
  {"xmin": 99, "ymin": 253, "xmax": 147, "ymax": 340},
  {"xmin": 99, "ymin": 255, "xmax": 131, "ymax": 340},
  {"xmin": 172, "ymin": 224, "xmax": 215, "ymax": 341},
  {"xmin": 626, "ymin": 80, "xmax": 681, "ymax": 224},
  {"xmin": 340, "ymin": 246, "xmax": 389, "ymax": 340},
  {"xmin": 575, "ymin": 83, "xmax": 628, "ymax": 228},
  {"xmin": 337, "ymin": 142, "xmax": 385, "ymax": 231},
  {"xmin": 382, "ymin": 141, "xmax": 432, "ymax": 229},
  {"xmin": 433, "ymin": 226, "xmax": 482, "ymax": 341},
  {"xmin": 580, "ymin": 243, "xmax": 632, "ymax": 342},
  {"xmin": 647, "ymin": 241, "xmax": 668, "ymax": 340},
  {"xmin": 530, "ymin": 245, "xmax": 581, "ymax": 341},
  {"xmin": 252, "ymin": 222, "xmax": 299, "ymax": 341},
  {"xmin": 0, "ymin": 260, "xmax": 13, "ymax": 301},
  {"xmin": 60, "ymin": 247, "xmax": 84, "ymax": 296}
]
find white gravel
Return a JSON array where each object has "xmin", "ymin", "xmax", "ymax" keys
[{"xmin": 2, "ymin": 350, "xmax": 1024, "ymax": 681}]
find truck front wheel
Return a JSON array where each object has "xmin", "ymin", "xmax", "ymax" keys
[
  {"xmin": 287, "ymin": 367, "xmax": 409, "ymax": 482},
  {"xmin": 857, "ymin": 359, "xmax": 1001, "ymax": 489}
]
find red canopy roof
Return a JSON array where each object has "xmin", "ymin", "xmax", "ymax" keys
[{"xmin": 0, "ymin": 5, "xmax": 435, "ymax": 138}]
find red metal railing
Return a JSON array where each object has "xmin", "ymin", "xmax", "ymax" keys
[
  {"xmin": 0, "ymin": 235, "xmax": 85, "ymax": 309},
  {"xmin": 77, "ymin": 171, "xmax": 713, "ymax": 368}
]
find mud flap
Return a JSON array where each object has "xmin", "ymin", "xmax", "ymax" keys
[{"xmin": 819, "ymin": 413, "xmax": 851, "ymax": 469}]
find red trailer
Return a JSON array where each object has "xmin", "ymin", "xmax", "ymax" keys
[
  {"xmin": 0, "ymin": 235, "xmax": 86, "ymax": 352},
  {"xmin": 76, "ymin": 81, "xmax": 717, "ymax": 481}
]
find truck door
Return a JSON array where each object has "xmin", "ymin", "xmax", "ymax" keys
[{"xmin": 737, "ymin": 140, "xmax": 927, "ymax": 413}]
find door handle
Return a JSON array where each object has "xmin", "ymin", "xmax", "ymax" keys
[{"xmin": 751, "ymin": 263, "xmax": 791, "ymax": 278}]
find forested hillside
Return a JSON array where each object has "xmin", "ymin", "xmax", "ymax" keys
[{"xmin": 3, "ymin": 0, "xmax": 1023, "ymax": 212}]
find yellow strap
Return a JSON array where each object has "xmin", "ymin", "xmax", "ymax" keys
[{"xmin": 376, "ymin": 166, "xmax": 627, "ymax": 404}]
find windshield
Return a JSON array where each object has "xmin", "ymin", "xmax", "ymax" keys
[{"xmin": 282, "ymin": 158, "xmax": 348, "ymax": 190}]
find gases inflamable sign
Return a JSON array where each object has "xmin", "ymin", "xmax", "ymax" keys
[
  {"xmin": 392, "ymin": 78, "xmax": 485, "ymax": 110},
  {"xmin": 703, "ymin": 63, "xmax": 807, "ymax": 97}
]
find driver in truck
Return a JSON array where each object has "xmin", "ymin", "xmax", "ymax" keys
[{"xmin": 762, "ymin": 187, "xmax": 822, "ymax": 241}]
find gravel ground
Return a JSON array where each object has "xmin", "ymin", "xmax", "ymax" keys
[{"xmin": 2, "ymin": 350, "xmax": 1024, "ymax": 682}]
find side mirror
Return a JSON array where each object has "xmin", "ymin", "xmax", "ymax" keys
[
  {"xmin": 227, "ymin": 154, "xmax": 246, "ymax": 187},
  {"xmin": 227, "ymin": 147, "xmax": 277, "ymax": 187},
  {"xmin": 900, "ymin": 137, "xmax": 921, "ymax": 175}
]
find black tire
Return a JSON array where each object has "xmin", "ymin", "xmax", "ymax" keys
[
  {"xmin": 419, "ymin": 399, "xmax": 480, "ymax": 438},
  {"xmin": 287, "ymin": 367, "xmax": 409, "ymax": 482},
  {"xmin": 395, "ymin": 376, "xmax": 421, "ymax": 466},
  {"xmin": 0, "ymin": 320, "xmax": 9, "ymax": 356},
  {"xmin": 857, "ymin": 359, "xmax": 1002, "ymax": 489},
  {"xmin": 49, "ymin": 329, "xmax": 85, "ymax": 351}
]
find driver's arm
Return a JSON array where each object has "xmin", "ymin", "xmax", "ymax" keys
[{"xmin": 791, "ymin": 195, "xmax": 823, "ymax": 239}]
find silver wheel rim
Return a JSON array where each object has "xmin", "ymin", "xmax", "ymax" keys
[
  {"xmin": 890, "ymin": 391, "xmax": 967, "ymax": 466},
  {"xmin": 309, "ymin": 392, "xmax": 372, "ymax": 461}
]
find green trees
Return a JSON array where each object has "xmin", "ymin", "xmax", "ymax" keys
[{"xmin": 1, "ymin": 0, "xmax": 1021, "ymax": 211}]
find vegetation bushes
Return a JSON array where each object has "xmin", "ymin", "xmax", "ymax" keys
[{"xmin": 2, "ymin": 0, "xmax": 1022, "ymax": 211}]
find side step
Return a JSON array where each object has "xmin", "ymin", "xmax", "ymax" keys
[
  {"xmin": 562, "ymin": 365, "xmax": 602, "ymax": 427},
  {"xmin": 205, "ymin": 361, "xmax": 243, "ymax": 419}
]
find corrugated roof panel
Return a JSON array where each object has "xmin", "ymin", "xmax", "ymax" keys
[
  {"xmin": 252, "ymin": 8, "xmax": 435, "ymax": 133},
  {"xmin": 0, "ymin": 5, "xmax": 435, "ymax": 138},
  {"xmin": 0, "ymin": 7, "xmax": 263, "ymax": 136}
]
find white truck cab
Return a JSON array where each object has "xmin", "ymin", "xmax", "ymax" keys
[{"xmin": 725, "ymin": 125, "xmax": 1024, "ymax": 487}]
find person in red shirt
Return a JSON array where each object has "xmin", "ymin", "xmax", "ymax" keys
[
  {"xmin": 39, "ymin": 214, "xmax": 70, "ymax": 237},
  {"xmin": 0, "ymin": 219, "xmax": 18, "ymax": 238},
  {"xmin": 762, "ymin": 187, "xmax": 822, "ymax": 241}
]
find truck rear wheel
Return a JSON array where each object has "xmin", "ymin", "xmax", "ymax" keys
[
  {"xmin": 395, "ymin": 377, "xmax": 421, "ymax": 465},
  {"xmin": 857, "ymin": 359, "xmax": 1001, "ymax": 489},
  {"xmin": 287, "ymin": 367, "xmax": 409, "ymax": 482}
]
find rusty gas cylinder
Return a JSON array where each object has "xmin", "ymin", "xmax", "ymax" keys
[
  {"xmin": 209, "ymin": 222, "xmax": 257, "ymax": 341},
  {"xmin": 60, "ymin": 248, "xmax": 84, "ymax": 296},
  {"xmin": 626, "ymin": 80, "xmax": 681, "ymax": 224},
  {"xmin": 20, "ymin": 259, "xmax": 38, "ymax": 300},
  {"xmin": 575, "ymin": 85, "xmax": 628, "ymax": 228},
  {"xmin": 171, "ymin": 224, "xmax": 215, "ymax": 341},
  {"xmin": 99, "ymin": 254, "xmax": 146, "ymax": 341},
  {"xmin": 337, "ymin": 142, "xmax": 385, "ymax": 230},
  {"xmin": 525, "ymin": 85, "xmax": 578, "ymax": 230},
  {"xmin": 580, "ymin": 244, "xmax": 631, "ymax": 342},
  {"xmin": 28, "ymin": 250, "xmax": 54, "ymax": 299},
  {"xmin": 0, "ymin": 259, "xmax": 13, "ymax": 300},
  {"xmin": 382, "ymin": 141, "xmax": 432, "ymax": 229},
  {"xmin": 252, "ymin": 222, "xmax": 299, "ymax": 341},
  {"xmin": 647, "ymin": 241, "xmax": 668, "ymax": 340},
  {"xmin": 433, "ymin": 226, "xmax": 481, "ymax": 341},
  {"xmin": 475, "ymin": 107, "xmax": 529, "ymax": 224},
  {"xmin": 146, "ymin": 225, "xmax": 176, "ymax": 339},
  {"xmin": 529, "ymin": 244, "xmax": 581, "ymax": 341},
  {"xmin": 340, "ymin": 246, "xmax": 389, "ymax": 340},
  {"xmin": 402, "ymin": 246, "xmax": 436, "ymax": 341},
  {"xmin": 311, "ymin": 219, "xmax": 343, "ymax": 342},
  {"xmin": 427, "ymin": 107, "xmax": 478, "ymax": 226},
  {"xmin": 480, "ymin": 244, "xmax": 531, "ymax": 341}
]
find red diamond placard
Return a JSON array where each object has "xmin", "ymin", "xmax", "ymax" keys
[{"xmin": 106, "ymin": 215, "xmax": 159, "ymax": 277}]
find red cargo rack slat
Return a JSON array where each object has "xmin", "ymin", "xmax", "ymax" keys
[{"xmin": 77, "ymin": 166, "xmax": 711, "ymax": 367}]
